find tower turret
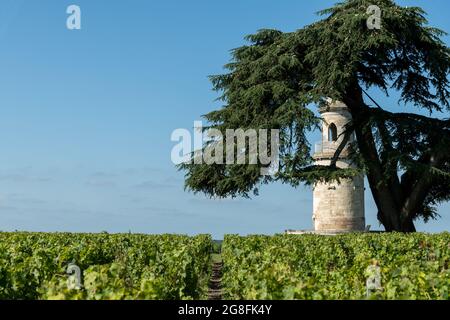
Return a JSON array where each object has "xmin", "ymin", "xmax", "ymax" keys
[{"xmin": 312, "ymin": 101, "xmax": 365, "ymax": 232}]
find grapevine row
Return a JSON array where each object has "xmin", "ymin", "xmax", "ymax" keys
[
  {"xmin": 0, "ymin": 232, "xmax": 212, "ymax": 300},
  {"xmin": 221, "ymin": 233, "xmax": 450, "ymax": 299}
]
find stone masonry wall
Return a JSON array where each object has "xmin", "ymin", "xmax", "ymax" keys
[{"xmin": 313, "ymin": 103, "xmax": 365, "ymax": 232}]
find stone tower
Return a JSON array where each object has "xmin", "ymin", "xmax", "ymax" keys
[{"xmin": 312, "ymin": 101, "xmax": 365, "ymax": 232}]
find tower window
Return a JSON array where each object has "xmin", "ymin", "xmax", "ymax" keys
[{"xmin": 328, "ymin": 123, "xmax": 338, "ymax": 142}]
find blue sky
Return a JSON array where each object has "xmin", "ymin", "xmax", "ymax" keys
[{"xmin": 0, "ymin": 0, "xmax": 449, "ymax": 238}]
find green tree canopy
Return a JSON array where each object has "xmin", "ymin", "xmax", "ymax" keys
[{"xmin": 180, "ymin": 0, "xmax": 450, "ymax": 232}]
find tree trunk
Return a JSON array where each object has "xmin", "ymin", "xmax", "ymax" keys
[{"xmin": 343, "ymin": 83, "xmax": 411, "ymax": 232}]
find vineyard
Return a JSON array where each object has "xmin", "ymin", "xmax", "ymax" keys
[
  {"xmin": 0, "ymin": 232, "xmax": 212, "ymax": 300},
  {"xmin": 0, "ymin": 232, "xmax": 449, "ymax": 300},
  {"xmin": 222, "ymin": 233, "xmax": 450, "ymax": 299}
]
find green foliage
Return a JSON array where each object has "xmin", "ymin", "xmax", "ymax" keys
[
  {"xmin": 1, "ymin": 232, "xmax": 449, "ymax": 300},
  {"xmin": 309, "ymin": 0, "xmax": 450, "ymax": 109},
  {"xmin": 179, "ymin": 0, "xmax": 450, "ymax": 230},
  {"xmin": 180, "ymin": 0, "xmax": 450, "ymax": 196},
  {"xmin": 221, "ymin": 233, "xmax": 450, "ymax": 300},
  {"xmin": 179, "ymin": 27, "xmax": 321, "ymax": 198},
  {"xmin": 0, "ymin": 232, "xmax": 212, "ymax": 300}
]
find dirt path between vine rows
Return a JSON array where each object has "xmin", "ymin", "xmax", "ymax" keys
[{"xmin": 207, "ymin": 257, "xmax": 223, "ymax": 300}]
